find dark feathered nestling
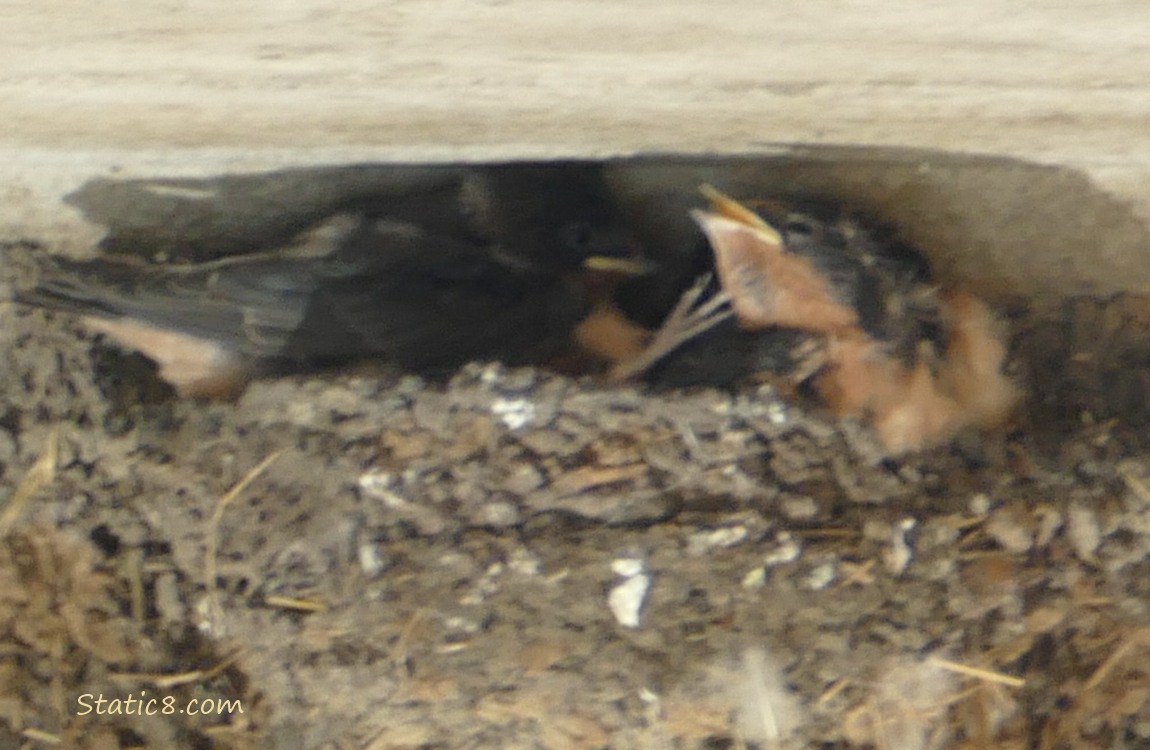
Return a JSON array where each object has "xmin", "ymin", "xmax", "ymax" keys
[{"xmin": 16, "ymin": 165, "xmax": 650, "ymax": 395}]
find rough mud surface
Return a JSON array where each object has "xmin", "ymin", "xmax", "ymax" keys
[{"xmin": 4, "ymin": 241, "xmax": 1150, "ymax": 750}]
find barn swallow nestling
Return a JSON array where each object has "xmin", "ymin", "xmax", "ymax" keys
[
  {"xmin": 16, "ymin": 165, "xmax": 652, "ymax": 397},
  {"xmin": 616, "ymin": 187, "xmax": 1019, "ymax": 454}
]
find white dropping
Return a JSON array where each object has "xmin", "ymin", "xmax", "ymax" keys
[
  {"xmin": 884, "ymin": 517, "xmax": 918, "ymax": 575},
  {"xmin": 608, "ymin": 557, "xmax": 649, "ymax": 629},
  {"xmin": 491, "ymin": 397, "xmax": 536, "ymax": 430}
]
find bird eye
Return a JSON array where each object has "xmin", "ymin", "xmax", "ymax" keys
[
  {"xmin": 559, "ymin": 222, "xmax": 594, "ymax": 251},
  {"xmin": 784, "ymin": 216, "xmax": 816, "ymax": 236}
]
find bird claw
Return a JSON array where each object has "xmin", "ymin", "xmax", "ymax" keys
[
  {"xmin": 788, "ymin": 337, "xmax": 829, "ymax": 385},
  {"xmin": 609, "ymin": 274, "xmax": 735, "ymax": 381}
]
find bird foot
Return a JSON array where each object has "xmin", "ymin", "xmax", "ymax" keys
[
  {"xmin": 609, "ymin": 274, "xmax": 734, "ymax": 381},
  {"xmin": 788, "ymin": 336, "xmax": 829, "ymax": 384}
]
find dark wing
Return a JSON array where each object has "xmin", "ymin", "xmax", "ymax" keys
[
  {"xmin": 15, "ymin": 215, "xmax": 362, "ymax": 358},
  {"xmin": 280, "ymin": 218, "xmax": 590, "ymax": 371},
  {"xmin": 18, "ymin": 215, "xmax": 590, "ymax": 373}
]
